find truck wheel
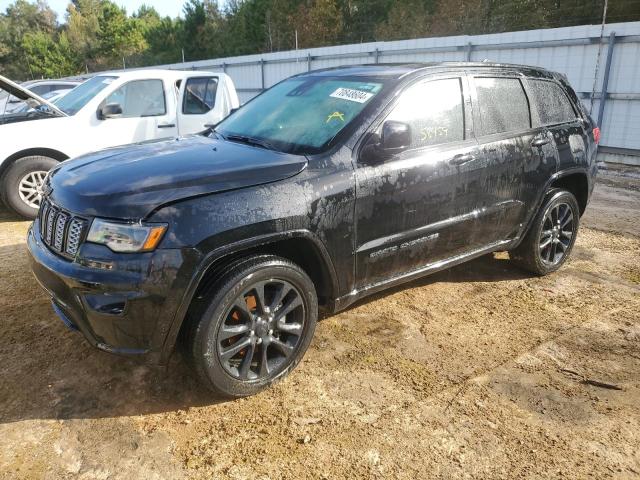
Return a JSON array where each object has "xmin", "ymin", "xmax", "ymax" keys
[
  {"xmin": 1, "ymin": 155, "xmax": 58, "ymax": 219},
  {"xmin": 510, "ymin": 189, "xmax": 580, "ymax": 275},
  {"xmin": 182, "ymin": 255, "xmax": 318, "ymax": 398}
]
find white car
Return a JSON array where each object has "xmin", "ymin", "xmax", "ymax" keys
[
  {"xmin": 13, "ymin": 89, "xmax": 70, "ymax": 113},
  {"xmin": 0, "ymin": 69, "xmax": 239, "ymax": 218},
  {"xmin": 0, "ymin": 79, "xmax": 80, "ymax": 116}
]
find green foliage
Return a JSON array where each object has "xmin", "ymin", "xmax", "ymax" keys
[
  {"xmin": 22, "ymin": 29, "xmax": 80, "ymax": 77},
  {"xmin": 96, "ymin": 2, "xmax": 146, "ymax": 65},
  {"xmin": 1, "ymin": 0, "xmax": 640, "ymax": 81},
  {"xmin": 0, "ymin": 0, "xmax": 57, "ymax": 78},
  {"xmin": 142, "ymin": 16, "xmax": 184, "ymax": 65}
]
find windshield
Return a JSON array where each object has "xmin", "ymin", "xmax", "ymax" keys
[
  {"xmin": 55, "ymin": 75, "xmax": 118, "ymax": 115},
  {"xmin": 215, "ymin": 76, "xmax": 387, "ymax": 154}
]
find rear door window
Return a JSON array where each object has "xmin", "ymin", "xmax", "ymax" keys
[
  {"xmin": 528, "ymin": 79, "xmax": 577, "ymax": 126},
  {"xmin": 183, "ymin": 77, "xmax": 219, "ymax": 114},
  {"xmin": 474, "ymin": 77, "xmax": 530, "ymax": 136},
  {"xmin": 385, "ymin": 77, "xmax": 465, "ymax": 149}
]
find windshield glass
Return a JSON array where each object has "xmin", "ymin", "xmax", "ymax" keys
[
  {"xmin": 215, "ymin": 76, "xmax": 387, "ymax": 154},
  {"xmin": 55, "ymin": 75, "xmax": 118, "ymax": 115}
]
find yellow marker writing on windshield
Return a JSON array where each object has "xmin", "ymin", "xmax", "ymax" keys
[{"xmin": 326, "ymin": 111, "xmax": 345, "ymax": 123}]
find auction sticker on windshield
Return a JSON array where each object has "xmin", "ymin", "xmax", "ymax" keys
[{"xmin": 330, "ymin": 87, "xmax": 374, "ymax": 103}]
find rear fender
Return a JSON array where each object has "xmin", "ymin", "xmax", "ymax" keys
[{"xmin": 512, "ymin": 168, "xmax": 591, "ymax": 249}]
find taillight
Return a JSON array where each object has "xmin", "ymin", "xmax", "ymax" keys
[{"xmin": 593, "ymin": 127, "xmax": 601, "ymax": 145}]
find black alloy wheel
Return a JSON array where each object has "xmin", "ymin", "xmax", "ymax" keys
[
  {"xmin": 510, "ymin": 189, "xmax": 580, "ymax": 275},
  {"xmin": 538, "ymin": 201, "xmax": 574, "ymax": 266},
  {"xmin": 182, "ymin": 255, "xmax": 318, "ymax": 398},
  {"xmin": 217, "ymin": 279, "xmax": 306, "ymax": 381}
]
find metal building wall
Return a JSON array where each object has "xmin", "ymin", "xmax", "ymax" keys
[{"xmin": 147, "ymin": 21, "xmax": 640, "ymax": 164}]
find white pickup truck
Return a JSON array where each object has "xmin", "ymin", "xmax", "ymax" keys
[{"xmin": 0, "ymin": 69, "xmax": 239, "ymax": 218}]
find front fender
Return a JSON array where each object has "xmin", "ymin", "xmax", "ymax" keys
[{"xmin": 158, "ymin": 229, "xmax": 338, "ymax": 363}]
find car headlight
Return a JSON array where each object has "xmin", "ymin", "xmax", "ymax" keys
[{"xmin": 86, "ymin": 219, "xmax": 167, "ymax": 253}]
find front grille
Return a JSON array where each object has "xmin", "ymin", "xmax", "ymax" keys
[{"xmin": 39, "ymin": 199, "xmax": 88, "ymax": 258}]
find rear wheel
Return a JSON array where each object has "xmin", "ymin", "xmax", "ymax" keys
[
  {"xmin": 1, "ymin": 155, "xmax": 58, "ymax": 219},
  {"xmin": 182, "ymin": 255, "xmax": 318, "ymax": 398},
  {"xmin": 510, "ymin": 189, "xmax": 580, "ymax": 275}
]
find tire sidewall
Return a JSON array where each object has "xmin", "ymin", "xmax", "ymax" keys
[
  {"xmin": 2, "ymin": 155, "xmax": 59, "ymax": 219},
  {"xmin": 195, "ymin": 260, "xmax": 318, "ymax": 397},
  {"xmin": 530, "ymin": 190, "xmax": 580, "ymax": 274}
]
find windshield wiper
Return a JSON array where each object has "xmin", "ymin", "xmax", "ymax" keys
[{"xmin": 225, "ymin": 134, "xmax": 277, "ymax": 151}]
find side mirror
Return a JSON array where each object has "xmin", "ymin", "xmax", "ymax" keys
[
  {"xmin": 381, "ymin": 121, "xmax": 411, "ymax": 152},
  {"xmin": 98, "ymin": 103, "xmax": 123, "ymax": 120},
  {"xmin": 360, "ymin": 121, "xmax": 411, "ymax": 164}
]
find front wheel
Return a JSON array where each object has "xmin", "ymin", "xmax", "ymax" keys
[
  {"xmin": 182, "ymin": 255, "xmax": 318, "ymax": 398},
  {"xmin": 510, "ymin": 189, "xmax": 580, "ymax": 275},
  {"xmin": 1, "ymin": 155, "xmax": 59, "ymax": 219}
]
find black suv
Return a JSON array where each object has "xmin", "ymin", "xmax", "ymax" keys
[{"xmin": 28, "ymin": 63, "xmax": 598, "ymax": 397}]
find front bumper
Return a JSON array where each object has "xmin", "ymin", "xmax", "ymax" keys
[{"xmin": 27, "ymin": 221, "xmax": 198, "ymax": 363}]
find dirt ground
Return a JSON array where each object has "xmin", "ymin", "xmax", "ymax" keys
[{"xmin": 1, "ymin": 167, "xmax": 639, "ymax": 480}]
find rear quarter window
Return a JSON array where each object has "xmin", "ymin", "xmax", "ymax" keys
[
  {"xmin": 528, "ymin": 79, "xmax": 577, "ymax": 126},
  {"xmin": 474, "ymin": 77, "xmax": 531, "ymax": 136}
]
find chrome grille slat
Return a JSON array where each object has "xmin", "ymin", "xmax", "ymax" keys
[
  {"xmin": 54, "ymin": 212, "xmax": 68, "ymax": 250},
  {"xmin": 37, "ymin": 198, "xmax": 88, "ymax": 258},
  {"xmin": 39, "ymin": 201, "xmax": 49, "ymax": 237},
  {"xmin": 65, "ymin": 218, "xmax": 85, "ymax": 256},
  {"xmin": 46, "ymin": 207, "xmax": 57, "ymax": 245}
]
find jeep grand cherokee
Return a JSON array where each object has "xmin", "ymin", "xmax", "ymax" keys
[{"xmin": 28, "ymin": 63, "xmax": 598, "ymax": 397}]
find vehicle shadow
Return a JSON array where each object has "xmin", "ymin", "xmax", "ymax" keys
[
  {"xmin": 0, "ymin": 240, "xmax": 225, "ymax": 425},
  {"xmin": 0, "ymin": 242, "xmax": 532, "ymax": 424},
  {"xmin": 0, "ymin": 203, "xmax": 24, "ymax": 223}
]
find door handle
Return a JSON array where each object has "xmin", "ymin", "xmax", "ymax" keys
[
  {"xmin": 158, "ymin": 124, "xmax": 176, "ymax": 129},
  {"xmin": 204, "ymin": 123, "xmax": 216, "ymax": 129},
  {"xmin": 450, "ymin": 153, "xmax": 474, "ymax": 165},
  {"xmin": 531, "ymin": 138, "xmax": 550, "ymax": 147}
]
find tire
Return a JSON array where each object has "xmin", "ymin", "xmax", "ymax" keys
[
  {"xmin": 1, "ymin": 155, "xmax": 59, "ymax": 219},
  {"xmin": 510, "ymin": 189, "xmax": 580, "ymax": 275},
  {"xmin": 182, "ymin": 255, "xmax": 318, "ymax": 398}
]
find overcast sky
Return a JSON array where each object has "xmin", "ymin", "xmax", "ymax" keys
[{"xmin": 0, "ymin": 0, "xmax": 185, "ymax": 20}]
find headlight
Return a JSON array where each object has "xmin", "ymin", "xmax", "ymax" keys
[{"xmin": 86, "ymin": 219, "xmax": 167, "ymax": 253}]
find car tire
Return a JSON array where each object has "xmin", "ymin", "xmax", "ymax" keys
[
  {"xmin": 1, "ymin": 155, "xmax": 59, "ymax": 219},
  {"xmin": 182, "ymin": 255, "xmax": 318, "ymax": 398},
  {"xmin": 510, "ymin": 189, "xmax": 580, "ymax": 275}
]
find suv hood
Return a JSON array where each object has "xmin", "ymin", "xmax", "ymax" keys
[
  {"xmin": 0, "ymin": 74, "xmax": 67, "ymax": 118},
  {"xmin": 48, "ymin": 135, "xmax": 308, "ymax": 219}
]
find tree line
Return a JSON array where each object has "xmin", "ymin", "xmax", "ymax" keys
[{"xmin": 1, "ymin": 0, "xmax": 638, "ymax": 81}]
